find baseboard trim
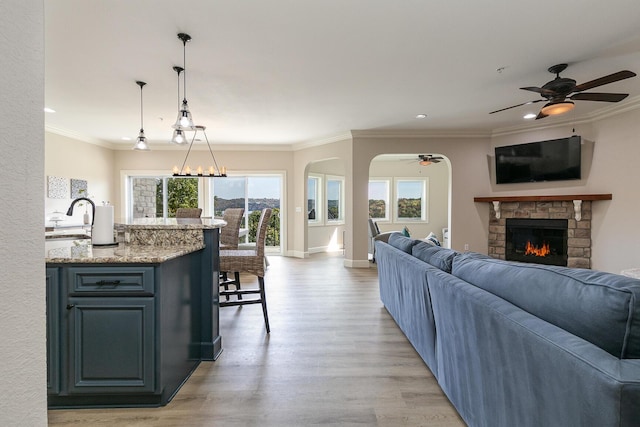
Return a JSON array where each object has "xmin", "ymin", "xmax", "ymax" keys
[
  {"xmin": 344, "ymin": 259, "xmax": 372, "ymax": 268},
  {"xmin": 286, "ymin": 250, "xmax": 309, "ymax": 259}
]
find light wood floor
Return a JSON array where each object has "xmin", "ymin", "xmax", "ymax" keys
[{"xmin": 48, "ymin": 253, "xmax": 465, "ymax": 427}]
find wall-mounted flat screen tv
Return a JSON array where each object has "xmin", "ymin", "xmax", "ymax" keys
[{"xmin": 495, "ymin": 136, "xmax": 581, "ymax": 184}]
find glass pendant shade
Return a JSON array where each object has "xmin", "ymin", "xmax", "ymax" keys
[
  {"xmin": 174, "ymin": 99, "xmax": 194, "ymax": 129},
  {"xmin": 171, "ymin": 128, "xmax": 188, "ymax": 145},
  {"xmin": 133, "ymin": 129, "xmax": 149, "ymax": 151},
  {"xmin": 132, "ymin": 81, "xmax": 150, "ymax": 151}
]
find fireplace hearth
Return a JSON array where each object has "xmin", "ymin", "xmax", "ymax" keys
[{"xmin": 506, "ymin": 218, "xmax": 568, "ymax": 266}]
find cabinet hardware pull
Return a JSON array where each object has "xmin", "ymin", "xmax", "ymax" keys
[
  {"xmin": 66, "ymin": 304, "xmax": 75, "ymax": 310},
  {"xmin": 96, "ymin": 280, "xmax": 121, "ymax": 286}
]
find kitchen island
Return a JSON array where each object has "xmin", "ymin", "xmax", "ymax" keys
[{"xmin": 46, "ymin": 218, "xmax": 225, "ymax": 408}]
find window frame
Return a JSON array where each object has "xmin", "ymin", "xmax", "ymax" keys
[
  {"xmin": 368, "ymin": 178, "xmax": 391, "ymax": 222},
  {"xmin": 307, "ymin": 174, "xmax": 323, "ymax": 226},
  {"xmin": 326, "ymin": 175, "xmax": 345, "ymax": 224},
  {"xmin": 393, "ymin": 177, "xmax": 428, "ymax": 223}
]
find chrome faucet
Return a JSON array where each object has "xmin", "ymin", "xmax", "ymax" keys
[{"xmin": 66, "ymin": 197, "xmax": 96, "ymax": 226}]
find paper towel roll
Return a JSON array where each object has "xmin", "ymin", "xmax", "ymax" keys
[{"xmin": 92, "ymin": 205, "xmax": 115, "ymax": 245}]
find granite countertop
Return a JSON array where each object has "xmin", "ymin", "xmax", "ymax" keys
[
  {"xmin": 116, "ymin": 218, "xmax": 226, "ymax": 229},
  {"xmin": 45, "ymin": 239, "xmax": 205, "ymax": 264}
]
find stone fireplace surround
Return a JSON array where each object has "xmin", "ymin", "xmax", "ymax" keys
[{"xmin": 474, "ymin": 194, "xmax": 613, "ymax": 269}]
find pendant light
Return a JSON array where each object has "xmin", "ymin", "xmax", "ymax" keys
[
  {"xmin": 173, "ymin": 33, "xmax": 195, "ymax": 131},
  {"xmin": 170, "ymin": 66, "xmax": 188, "ymax": 145},
  {"xmin": 132, "ymin": 81, "xmax": 150, "ymax": 151}
]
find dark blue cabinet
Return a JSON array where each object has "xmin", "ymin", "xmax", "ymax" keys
[
  {"xmin": 67, "ymin": 296, "xmax": 155, "ymax": 394},
  {"xmin": 47, "ymin": 248, "xmax": 211, "ymax": 408},
  {"xmin": 46, "ymin": 268, "xmax": 60, "ymax": 394}
]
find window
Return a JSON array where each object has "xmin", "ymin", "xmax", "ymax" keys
[
  {"xmin": 130, "ymin": 176, "xmax": 198, "ymax": 218},
  {"xmin": 368, "ymin": 180, "xmax": 389, "ymax": 220},
  {"xmin": 395, "ymin": 178, "xmax": 428, "ymax": 221},
  {"xmin": 326, "ymin": 176, "xmax": 344, "ymax": 223},
  {"xmin": 307, "ymin": 175, "xmax": 321, "ymax": 223},
  {"xmin": 210, "ymin": 175, "xmax": 282, "ymax": 249}
]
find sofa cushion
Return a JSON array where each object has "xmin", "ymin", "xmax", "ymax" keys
[
  {"xmin": 452, "ymin": 253, "xmax": 640, "ymax": 359},
  {"xmin": 412, "ymin": 242, "xmax": 458, "ymax": 273},
  {"xmin": 388, "ymin": 233, "xmax": 419, "ymax": 253}
]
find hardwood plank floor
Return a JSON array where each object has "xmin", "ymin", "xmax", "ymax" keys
[{"xmin": 48, "ymin": 253, "xmax": 465, "ymax": 426}]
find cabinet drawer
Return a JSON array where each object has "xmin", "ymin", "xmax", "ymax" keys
[{"xmin": 67, "ymin": 266, "xmax": 154, "ymax": 295}]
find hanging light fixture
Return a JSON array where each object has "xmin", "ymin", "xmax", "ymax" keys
[
  {"xmin": 169, "ymin": 31, "xmax": 227, "ymax": 178},
  {"xmin": 540, "ymin": 100, "xmax": 575, "ymax": 116},
  {"xmin": 170, "ymin": 66, "xmax": 188, "ymax": 145},
  {"xmin": 173, "ymin": 33, "xmax": 195, "ymax": 132},
  {"xmin": 132, "ymin": 81, "xmax": 150, "ymax": 151},
  {"xmin": 172, "ymin": 125, "xmax": 226, "ymax": 177}
]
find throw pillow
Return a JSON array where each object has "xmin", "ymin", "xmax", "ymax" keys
[
  {"xmin": 425, "ymin": 231, "xmax": 441, "ymax": 246},
  {"xmin": 402, "ymin": 226, "xmax": 411, "ymax": 237}
]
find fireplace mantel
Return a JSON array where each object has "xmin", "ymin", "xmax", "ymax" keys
[
  {"xmin": 473, "ymin": 194, "xmax": 612, "ymax": 203},
  {"xmin": 474, "ymin": 194, "xmax": 612, "ymax": 221}
]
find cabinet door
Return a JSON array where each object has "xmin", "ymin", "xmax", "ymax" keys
[
  {"xmin": 46, "ymin": 268, "xmax": 60, "ymax": 394},
  {"xmin": 66, "ymin": 297, "xmax": 156, "ymax": 394}
]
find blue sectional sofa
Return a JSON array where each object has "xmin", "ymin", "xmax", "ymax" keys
[{"xmin": 376, "ymin": 233, "xmax": 640, "ymax": 427}]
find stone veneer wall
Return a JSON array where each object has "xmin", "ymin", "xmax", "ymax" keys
[
  {"xmin": 132, "ymin": 178, "xmax": 157, "ymax": 218},
  {"xmin": 488, "ymin": 200, "xmax": 592, "ymax": 269}
]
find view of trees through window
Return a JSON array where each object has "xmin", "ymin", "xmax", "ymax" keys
[
  {"xmin": 396, "ymin": 180, "xmax": 424, "ymax": 220},
  {"xmin": 327, "ymin": 178, "xmax": 342, "ymax": 221},
  {"xmin": 368, "ymin": 181, "xmax": 388, "ymax": 219},
  {"xmin": 212, "ymin": 176, "xmax": 281, "ymax": 247},
  {"xmin": 159, "ymin": 178, "xmax": 199, "ymax": 217}
]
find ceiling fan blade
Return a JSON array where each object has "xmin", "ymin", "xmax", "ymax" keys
[
  {"xmin": 570, "ymin": 92, "xmax": 629, "ymax": 102},
  {"xmin": 489, "ymin": 99, "xmax": 544, "ymax": 114},
  {"xmin": 535, "ymin": 111, "xmax": 548, "ymax": 120},
  {"xmin": 573, "ymin": 70, "xmax": 636, "ymax": 92},
  {"xmin": 520, "ymin": 86, "xmax": 558, "ymax": 96}
]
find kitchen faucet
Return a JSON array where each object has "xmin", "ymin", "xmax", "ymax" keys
[{"xmin": 66, "ymin": 197, "xmax": 95, "ymax": 226}]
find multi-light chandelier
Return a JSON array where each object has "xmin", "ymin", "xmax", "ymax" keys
[{"xmin": 132, "ymin": 32, "xmax": 226, "ymax": 177}]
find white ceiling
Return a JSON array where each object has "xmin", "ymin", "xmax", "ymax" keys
[{"xmin": 44, "ymin": 0, "xmax": 640, "ymax": 148}]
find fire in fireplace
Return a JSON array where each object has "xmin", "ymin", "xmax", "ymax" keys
[{"xmin": 506, "ymin": 218, "xmax": 568, "ymax": 266}]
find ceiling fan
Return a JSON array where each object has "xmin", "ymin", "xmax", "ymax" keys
[
  {"xmin": 418, "ymin": 154, "xmax": 444, "ymax": 166},
  {"xmin": 489, "ymin": 63, "xmax": 636, "ymax": 119}
]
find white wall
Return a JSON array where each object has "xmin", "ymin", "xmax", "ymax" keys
[
  {"xmin": 45, "ymin": 132, "xmax": 115, "ymax": 226},
  {"xmin": 491, "ymin": 110, "xmax": 640, "ymax": 273},
  {"xmin": 369, "ymin": 156, "xmax": 450, "ymax": 242},
  {"xmin": 0, "ymin": 1, "xmax": 48, "ymax": 425},
  {"xmin": 350, "ymin": 134, "xmax": 493, "ymax": 263}
]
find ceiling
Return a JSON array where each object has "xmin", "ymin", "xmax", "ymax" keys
[{"xmin": 44, "ymin": 0, "xmax": 640, "ymax": 149}]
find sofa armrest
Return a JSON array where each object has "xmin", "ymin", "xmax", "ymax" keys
[{"xmin": 373, "ymin": 231, "xmax": 398, "ymax": 243}]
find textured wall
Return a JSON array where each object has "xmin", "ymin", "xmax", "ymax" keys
[{"xmin": 0, "ymin": 1, "xmax": 48, "ymax": 425}]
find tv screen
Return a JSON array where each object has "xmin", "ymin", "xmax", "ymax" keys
[{"xmin": 495, "ymin": 136, "xmax": 581, "ymax": 184}]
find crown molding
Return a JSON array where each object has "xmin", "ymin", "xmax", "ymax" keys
[
  {"xmin": 109, "ymin": 141, "xmax": 294, "ymax": 152},
  {"xmin": 45, "ymin": 125, "xmax": 115, "ymax": 149},
  {"xmin": 350, "ymin": 129, "xmax": 491, "ymax": 139},
  {"xmin": 291, "ymin": 132, "xmax": 353, "ymax": 151}
]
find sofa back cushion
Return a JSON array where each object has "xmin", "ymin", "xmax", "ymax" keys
[
  {"xmin": 388, "ymin": 233, "xmax": 419, "ymax": 254},
  {"xmin": 412, "ymin": 242, "xmax": 459, "ymax": 273},
  {"xmin": 452, "ymin": 253, "xmax": 640, "ymax": 359}
]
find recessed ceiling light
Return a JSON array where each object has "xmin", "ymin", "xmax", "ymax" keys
[
  {"xmin": 44, "ymin": 107, "xmax": 56, "ymax": 113},
  {"xmin": 121, "ymin": 137, "xmax": 132, "ymax": 141},
  {"xmin": 523, "ymin": 113, "xmax": 537, "ymax": 119},
  {"xmin": 416, "ymin": 114, "xmax": 427, "ymax": 119}
]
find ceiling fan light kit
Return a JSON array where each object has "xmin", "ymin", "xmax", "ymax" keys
[
  {"xmin": 490, "ymin": 63, "xmax": 636, "ymax": 120},
  {"xmin": 418, "ymin": 154, "xmax": 443, "ymax": 166},
  {"xmin": 540, "ymin": 100, "xmax": 575, "ymax": 116}
]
